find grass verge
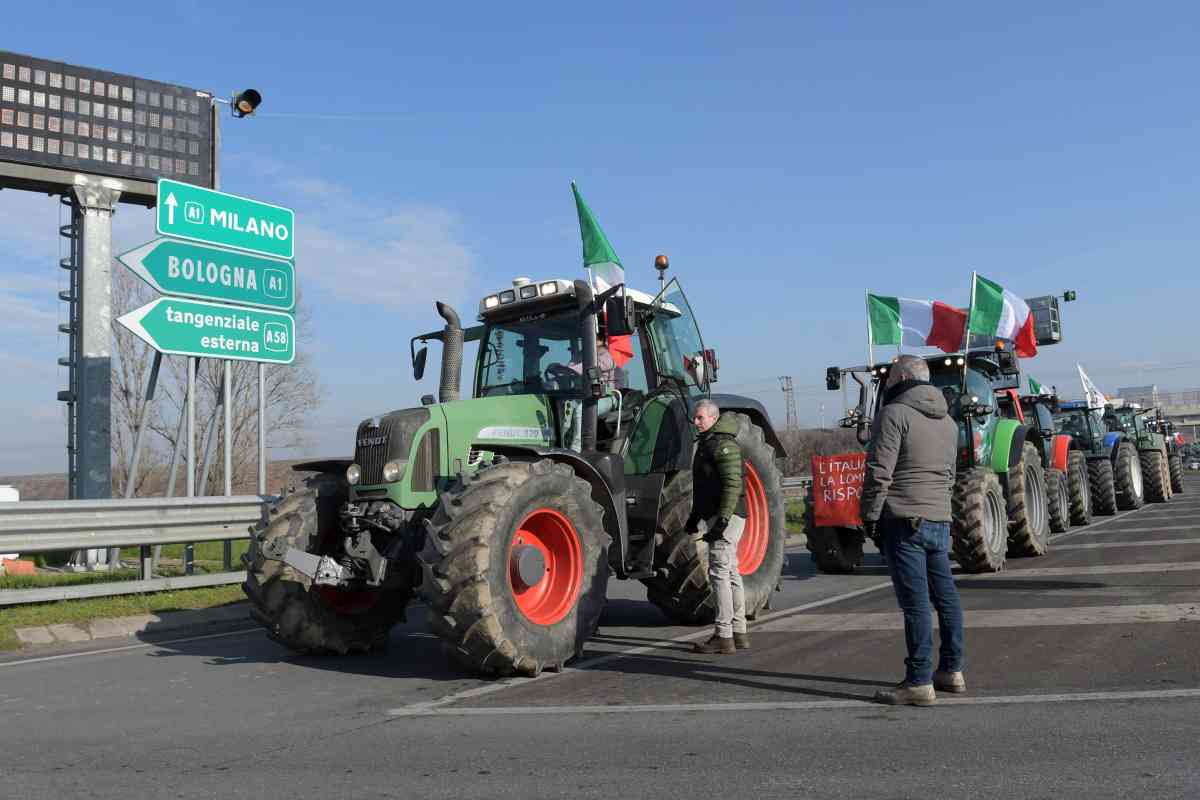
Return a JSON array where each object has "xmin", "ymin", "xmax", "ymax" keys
[
  {"xmin": 0, "ymin": 585, "xmax": 247, "ymax": 652},
  {"xmin": 786, "ymin": 498, "xmax": 806, "ymax": 535}
]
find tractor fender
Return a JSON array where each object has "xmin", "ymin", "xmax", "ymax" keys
[
  {"xmin": 990, "ymin": 419, "xmax": 1027, "ymax": 474},
  {"xmin": 1051, "ymin": 434, "xmax": 1072, "ymax": 472},
  {"xmin": 291, "ymin": 459, "xmax": 353, "ymax": 476},
  {"xmin": 709, "ymin": 394, "xmax": 787, "ymax": 458},
  {"xmin": 1103, "ymin": 432, "xmax": 1123, "ymax": 459},
  {"xmin": 478, "ymin": 444, "xmax": 628, "ymax": 572}
]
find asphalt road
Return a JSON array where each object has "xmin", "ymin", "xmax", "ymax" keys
[{"xmin": 2, "ymin": 477, "xmax": 1199, "ymax": 799}]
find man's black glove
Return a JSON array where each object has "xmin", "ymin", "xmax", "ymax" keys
[
  {"xmin": 703, "ymin": 517, "xmax": 729, "ymax": 543},
  {"xmin": 862, "ymin": 519, "xmax": 879, "ymax": 539},
  {"xmin": 685, "ymin": 513, "xmax": 702, "ymax": 535}
]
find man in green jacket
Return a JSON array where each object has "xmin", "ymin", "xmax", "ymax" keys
[{"xmin": 687, "ymin": 399, "xmax": 749, "ymax": 655}]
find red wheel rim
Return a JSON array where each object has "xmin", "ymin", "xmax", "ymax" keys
[
  {"xmin": 508, "ymin": 508, "xmax": 583, "ymax": 625},
  {"xmin": 316, "ymin": 586, "xmax": 379, "ymax": 615},
  {"xmin": 738, "ymin": 463, "xmax": 770, "ymax": 575}
]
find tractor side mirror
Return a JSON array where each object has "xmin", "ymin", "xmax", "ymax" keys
[
  {"xmin": 826, "ymin": 367, "xmax": 842, "ymax": 391},
  {"xmin": 997, "ymin": 350, "xmax": 1019, "ymax": 375},
  {"xmin": 413, "ymin": 346, "xmax": 429, "ymax": 381},
  {"xmin": 703, "ymin": 349, "xmax": 720, "ymax": 383},
  {"xmin": 604, "ymin": 295, "xmax": 635, "ymax": 337}
]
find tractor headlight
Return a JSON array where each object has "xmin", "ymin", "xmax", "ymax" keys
[
  {"xmin": 383, "ymin": 460, "xmax": 403, "ymax": 483},
  {"xmin": 519, "ymin": 284, "xmax": 538, "ymax": 300},
  {"xmin": 539, "ymin": 281, "xmax": 558, "ymax": 296},
  {"xmin": 484, "ymin": 295, "xmax": 500, "ymax": 309},
  {"xmin": 346, "ymin": 464, "xmax": 361, "ymax": 485}
]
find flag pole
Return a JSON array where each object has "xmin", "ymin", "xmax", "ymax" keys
[
  {"xmin": 865, "ymin": 291, "xmax": 874, "ymax": 367},
  {"xmin": 959, "ymin": 271, "xmax": 977, "ymax": 396}
]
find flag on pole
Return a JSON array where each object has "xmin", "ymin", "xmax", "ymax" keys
[
  {"xmin": 867, "ymin": 294, "xmax": 967, "ymax": 353},
  {"xmin": 571, "ymin": 182, "xmax": 632, "ymax": 366},
  {"xmin": 1029, "ymin": 376, "xmax": 1050, "ymax": 395},
  {"xmin": 572, "ymin": 182, "xmax": 624, "ymax": 293},
  {"xmin": 1078, "ymin": 363, "xmax": 1106, "ymax": 409},
  {"xmin": 966, "ymin": 273, "xmax": 1038, "ymax": 357}
]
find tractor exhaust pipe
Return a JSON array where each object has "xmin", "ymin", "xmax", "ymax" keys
[
  {"xmin": 436, "ymin": 301, "xmax": 464, "ymax": 403},
  {"xmin": 574, "ymin": 280, "xmax": 598, "ymax": 452}
]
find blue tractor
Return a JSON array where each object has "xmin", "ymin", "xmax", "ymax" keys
[{"xmin": 1052, "ymin": 401, "xmax": 1143, "ymax": 514}]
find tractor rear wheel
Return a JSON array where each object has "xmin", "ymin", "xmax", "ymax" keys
[
  {"xmin": 1114, "ymin": 442, "xmax": 1145, "ymax": 510},
  {"xmin": 803, "ymin": 483, "xmax": 865, "ymax": 574},
  {"xmin": 951, "ymin": 468, "xmax": 1008, "ymax": 572},
  {"xmin": 1006, "ymin": 442, "xmax": 1049, "ymax": 557},
  {"xmin": 1047, "ymin": 468, "xmax": 1070, "ymax": 534},
  {"xmin": 418, "ymin": 459, "xmax": 610, "ymax": 677},
  {"xmin": 1067, "ymin": 451, "xmax": 1092, "ymax": 526},
  {"xmin": 242, "ymin": 473, "xmax": 412, "ymax": 655},
  {"xmin": 1089, "ymin": 457, "xmax": 1118, "ymax": 515},
  {"xmin": 1169, "ymin": 453, "xmax": 1185, "ymax": 494},
  {"xmin": 1141, "ymin": 450, "xmax": 1168, "ymax": 503},
  {"xmin": 642, "ymin": 414, "xmax": 786, "ymax": 623}
]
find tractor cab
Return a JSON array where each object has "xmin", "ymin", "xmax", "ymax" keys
[{"xmin": 1053, "ymin": 401, "xmax": 1107, "ymax": 455}]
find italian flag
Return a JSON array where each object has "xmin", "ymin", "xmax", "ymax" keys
[
  {"xmin": 571, "ymin": 182, "xmax": 633, "ymax": 366},
  {"xmin": 967, "ymin": 273, "xmax": 1038, "ymax": 357},
  {"xmin": 1029, "ymin": 376, "xmax": 1049, "ymax": 395},
  {"xmin": 867, "ymin": 294, "xmax": 967, "ymax": 353}
]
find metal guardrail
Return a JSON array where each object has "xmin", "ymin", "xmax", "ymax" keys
[
  {"xmin": 0, "ymin": 495, "xmax": 269, "ymax": 554},
  {"xmin": 781, "ymin": 476, "xmax": 813, "ymax": 490},
  {"xmin": 0, "ymin": 495, "xmax": 271, "ymax": 607}
]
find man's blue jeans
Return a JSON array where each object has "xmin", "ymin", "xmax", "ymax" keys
[{"xmin": 879, "ymin": 517, "xmax": 965, "ymax": 686}]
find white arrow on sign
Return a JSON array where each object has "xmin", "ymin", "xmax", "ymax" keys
[{"xmin": 164, "ymin": 192, "xmax": 178, "ymax": 225}]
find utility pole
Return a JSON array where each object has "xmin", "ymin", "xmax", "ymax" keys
[{"xmin": 778, "ymin": 376, "xmax": 798, "ymax": 431}]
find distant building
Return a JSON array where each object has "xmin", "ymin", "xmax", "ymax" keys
[{"xmin": 1117, "ymin": 385, "xmax": 1159, "ymax": 407}]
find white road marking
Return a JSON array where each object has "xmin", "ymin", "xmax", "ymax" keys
[
  {"xmin": 1046, "ymin": 507, "xmax": 1144, "ymax": 542},
  {"xmin": 1077, "ymin": 525, "xmax": 1199, "ymax": 535},
  {"xmin": 965, "ymin": 561, "xmax": 1200, "ymax": 579},
  {"xmin": 0, "ymin": 627, "xmax": 263, "ymax": 669},
  {"xmin": 1054, "ymin": 537, "xmax": 1200, "ymax": 549},
  {"xmin": 387, "ymin": 688, "xmax": 1200, "ymax": 718},
  {"xmin": 755, "ymin": 603, "xmax": 1200, "ymax": 632}
]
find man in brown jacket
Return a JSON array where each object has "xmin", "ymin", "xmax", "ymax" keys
[{"xmin": 861, "ymin": 355, "xmax": 965, "ymax": 706}]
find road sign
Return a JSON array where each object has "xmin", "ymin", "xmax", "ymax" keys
[
  {"xmin": 117, "ymin": 297, "xmax": 295, "ymax": 365},
  {"xmin": 117, "ymin": 238, "xmax": 295, "ymax": 311},
  {"xmin": 156, "ymin": 179, "xmax": 295, "ymax": 260}
]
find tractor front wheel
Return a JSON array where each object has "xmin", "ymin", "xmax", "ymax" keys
[
  {"xmin": 1169, "ymin": 452, "xmax": 1185, "ymax": 494},
  {"xmin": 1047, "ymin": 468, "xmax": 1070, "ymax": 534},
  {"xmin": 951, "ymin": 468, "xmax": 1008, "ymax": 573},
  {"xmin": 1141, "ymin": 450, "xmax": 1169, "ymax": 503},
  {"xmin": 418, "ymin": 459, "xmax": 610, "ymax": 677},
  {"xmin": 1114, "ymin": 442, "xmax": 1145, "ymax": 510},
  {"xmin": 1006, "ymin": 442, "xmax": 1050, "ymax": 557},
  {"xmin": 242, "ymin": 473, "xmax": 412, "ymax": 654},
  {"xmin": 1067, "ymin": 450, "xmax": 1092, "ymax": 526},
  {"xmin": 1089, "ymin": 457, "xmax": 1118, "ymax": 515}
]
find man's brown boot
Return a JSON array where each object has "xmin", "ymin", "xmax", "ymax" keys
[
  {"xmin": 693, "ymin": 635, "xmax": 736, "ymax": 655},
  {"xmin": 873, "ymin": 682, "xmax": 936, "ymax": 706},
  {"xmin": 733, "ymin": 632, "xmax": 751, "ymax": 650},
  {"xmin": 934, "ymin": 670, "xmax": 966, "ymax": 694}
]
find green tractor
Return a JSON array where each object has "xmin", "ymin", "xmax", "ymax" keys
[
  {"xmin": 242, "ymin": 265, "xmax": 788, "ymax": 676},
  {"xmin": 1106, "ymin": 403, "xmax": 1173, "ymax": 504},
  {"xmin": 1052, "ymin": 401, "xmax": 1134, "ymax": 515},
  {"xmin": 1150, "ymin": 412, "xmax": 1186, "ymax": 495},
  {"xmin": 813, "ymin": 346, "xmax": 1048, "ymax": 574},
  {"xmin": 1018, "ymin": 392, "xmax": 1091, "ymax": 531}
]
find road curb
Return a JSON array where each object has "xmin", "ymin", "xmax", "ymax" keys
[{"xmin": 13, "ymin": 602, "xmax": 252, "ymax": 649}]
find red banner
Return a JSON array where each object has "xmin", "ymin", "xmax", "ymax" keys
[{"xmin": 811, "ymin": 453, "xmax": 866, "ymax": 528}]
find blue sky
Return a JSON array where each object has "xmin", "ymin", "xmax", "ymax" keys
[{"xmin": 3, "ymin": 2, "xmax": 1200, "ymax": 472}]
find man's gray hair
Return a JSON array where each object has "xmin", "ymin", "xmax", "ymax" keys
[
  {"xmin": 891, "ymin": 354, "xmax": 930, "ymax": 383},
  {"xmin": 695, "ymin": 398, "xmax": 720, "ymax": 417}
]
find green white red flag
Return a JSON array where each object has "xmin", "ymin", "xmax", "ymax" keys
[
  {"xmin": 867, "ymin": 294, "xmax": 966, "ymax": 353},
  {"xmin": 967, "ymin": 273, "xmax": 1038, "ymax": 357},
  {"xmin": 571, "ymin": 182, "xmax": 633, "ymax": 366}
]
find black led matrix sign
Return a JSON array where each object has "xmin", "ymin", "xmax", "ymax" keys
[{"xmin": 0, "ymin": 50, "xmax": 214, "ymax": 195}]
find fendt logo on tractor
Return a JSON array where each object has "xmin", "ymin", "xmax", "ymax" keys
[{"xmin": 242, "ymin": 263, "xmax": 789, "ymax": 677}]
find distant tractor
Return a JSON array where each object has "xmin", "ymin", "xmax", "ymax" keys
[
  {"xmin": 1107, "ymin": 404, "xmax": 1173, "ymax": 504},
  {"xmin": 1151, "ymin": 413, "xmax": 1186, "ymax": 495},
  {"xmin": 242, "ymin": 262, "xmax": 788, "ymax": 677},
  {"xmin": 1019, "ymin": 393, "xmax": 1087, "ymax": 531},
  {"xmin": 1053, "ymin": 402, "xmax": 1139, "ymax": 514},
  {"xmin": 815, "ymin": 345, "xmax": 1048, "ymax": 574}
]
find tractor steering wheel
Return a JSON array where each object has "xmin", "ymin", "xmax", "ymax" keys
[{"xmin": 543, "ymin": 363, "xmax": 579, "ymax": 390}]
